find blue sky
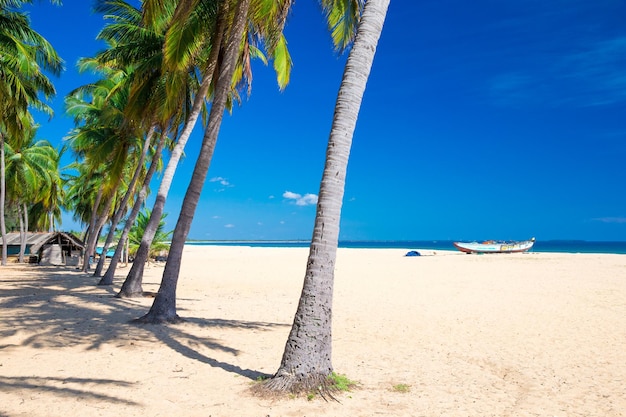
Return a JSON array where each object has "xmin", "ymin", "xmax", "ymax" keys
[{"xmin": 23, "ymin": 0, "xmax": 626, "ymax": 241}]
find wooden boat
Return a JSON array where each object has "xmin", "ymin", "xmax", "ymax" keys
[{"xmin": 453, "ymin": 237, "xmax": 535, "ymax": 254}]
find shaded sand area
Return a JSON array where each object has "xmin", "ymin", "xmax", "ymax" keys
[{"xmin": 1, "ymin": 246, "xmax": 625, "ymax": 416}]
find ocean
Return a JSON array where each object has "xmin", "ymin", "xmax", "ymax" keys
[{"xmin": 185, "ymin": 240, "xmax": 626, "ymax": 254}]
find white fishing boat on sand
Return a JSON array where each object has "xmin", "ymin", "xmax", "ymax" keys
[{"xmin": 453, "ymin": 237, "xmax": 535, "ymax": 254}]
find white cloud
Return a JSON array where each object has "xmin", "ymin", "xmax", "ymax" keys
[
  {"xmin": 210, "ymin": 176, "xmax": 232, "ymax": 187},
  {"xmin": 592, "ymin": 217, "xmax": 626, "ymax": 224},
  {"xmin": 224, "ymin": 224, "xmax": 235, "ymax": 228},
  {"xmin": 283, "ymin": 191, "xmax": 318, "ymax": 206}
]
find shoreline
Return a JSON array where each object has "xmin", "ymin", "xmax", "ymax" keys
[
  {"xmin": 182, "ymin": 240, "xmax": 626, "ymax": 255},
  {"xmin": 1, "ymin": 246, "xmax": 625, "ymax": 416}
]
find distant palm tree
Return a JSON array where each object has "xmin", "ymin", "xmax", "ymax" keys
[{"xmin": 264, "ymin": 0, "xmax": 390, "ymax": 394}]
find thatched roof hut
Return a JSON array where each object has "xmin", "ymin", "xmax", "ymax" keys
[{"xmin": 1, "ymin": 232, "xmax": 84, "ymax": 265}]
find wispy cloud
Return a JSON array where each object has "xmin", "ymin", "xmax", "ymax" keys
[
  {"xmin": 283, "ymin": 191, "xmax": 318, "ymax": 206},
  {"xmin": 592, "ymin": 217, "xmax": 626, "ymax": 224},
  {"xmin": 224, "ymin": 224, "xmax": 235, "ymax": 228},
  {"xmin": 489, "ymin": 36, "xmax": 626, "ymax": 108},
  {"xmin": 209, "ymin": 177, "xmax": 233, "ymax": 187}
]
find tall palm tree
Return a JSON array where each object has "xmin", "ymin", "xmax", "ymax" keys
[
  {"xmin": 118, "ymin": 0, "xmax": 292, "ymax": 297},
  {"xmin": 65, "ymin": 70, "xmax": 137, "ymax": 272},
  {"xmin": 0, "ymin": 1, "xmax": 61, "ymax": 265},
  {"xmin": 84, "ymin": 0, "xmax": 224, "ymax": 288},
  {"xmin": 263, "ymin": 0, "xmax": 390, "ymax": 394},
  {"xmin": 136, "ymin": 0, "xmax": 253, "ymax": 323}
]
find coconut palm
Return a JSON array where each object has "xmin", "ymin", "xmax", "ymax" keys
[
  {"xmin": 136, "ymin": 0, "xmax": 254, "ymax": 323},
  {"xmin": 90, "ymin": 0, "xmax": 211, "ymax": 289},
  {"xmin": 4, "ymin": 125, "xmax": 59, "ymax": 261},
  {"xmin": 0, "ymin": 1, "xmax": 61, "ymax": 265},
  {"xmin": 119, "ymin": 0, "xmax": 292, "ymax": 297},
  {"xmin": 64, "ymin": 69, "xmax": 139, "ymax": 272},
  {"xmin": 263, "ymin": 0, "xmax": 390, "ymax": 394}
]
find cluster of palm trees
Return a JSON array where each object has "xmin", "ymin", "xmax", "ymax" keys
[
  {"xmin": 1, "ymin": 0, "xmax": 63, "ymax": 265},
  {"xmin": 1, "ymin": 0, "xmax": 389, "ymax": 395}
]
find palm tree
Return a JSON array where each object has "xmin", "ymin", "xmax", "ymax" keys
[
  {"xmin": 4, "ymin": 125, "xmax": 59, "ymax": 261},
  {"xmin": 118, "ymin": 0, "xmax": 292, "ymax": 297},
  {"xmin": 0, "ymin": 1, "xmax": 61, "ymax": 265},
  {"xmin": 263, "ymin": 0, "xmax": 390, "ymax": 394},
  {"xmin": 95, "ymin": 0, "xmax": 217, "ymax": 292},
  {"xmin": 64, "ymin": 69, "xmax": 138, "ymax": 272},
  {"xmin": 136, "ymin": 0, "xmax": 253, "ymax": 323}
]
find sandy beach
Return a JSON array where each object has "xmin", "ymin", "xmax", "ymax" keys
[{"xmin": 1, "ymin": 245, "xmax": 625, "ymax": 416}]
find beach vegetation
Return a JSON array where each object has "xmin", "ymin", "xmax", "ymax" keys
[
  {"xmin": 392, "ymin": 383, "xmax": 411, "ymax": 393},
  {"xmin": 262, "ymin": 0, "xmax": 390, "ymax": 396},
  {"xmin": 1, "ymin": 0, "xmax": 62, "ymax": 266},
  {"xmin": 127, "ymin": 208, "xmax": 172, "ymax": 260}
]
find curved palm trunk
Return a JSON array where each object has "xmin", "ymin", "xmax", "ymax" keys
[
  {"xmin": 1, "ymin": 133, "xmax": 7, "ymax": 266},
  {"xmin": 118, "ymin": 9, "xmax": 227, "ymax": 298},
  {"xmin": 83, "ymin": 175, "xmax": 122, "ymax": 273},
  {"xmin": 100, "ymin": 131, "xmax": 165, "ymax": 286},
  {"xmin": 265, "ymin": 0, "xmax": 389, "ymax": 393},
  {"xmin": 95, "ymin": 127, "xmax": 156, "ymax": 279},
  {"xmin": 136, "ymin": 0, "xmax": 251, "ymax": 323}
]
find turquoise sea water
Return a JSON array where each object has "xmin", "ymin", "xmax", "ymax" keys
[{"xmin": 185, "ymin": 240, "xmax": 626, "ymax": 254}]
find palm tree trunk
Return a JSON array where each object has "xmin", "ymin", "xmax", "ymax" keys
[
  {"xmin": 119, "ymin": 6, "xmax": 228, "ymax": 297},
  {"xmin": 101, "ymin": 130, "xmax": 166, "ymax": 287},
  {"xmin": 265, "ymin": 0, "xmax": 390, "ymax": 394},
  {"xmin": 1, "ymin": 133, "xmax": 7, "ymax": 266},
  {"xmin": 18, "ymin": 203, "xmax": 28, "ymax": 263},
  {"xmin": 136, "ymin": 0, "xmax": 251, "ymax": 323},
  {"xmin": 23, "ymin": 202, "xmax": 29, "ymax": 262},
  {"xmin": 82, "ymin": 186, "xmax": 104, "ymax": 272},
  {"xmin": 95, "ymin": 127, "xmax": 156, "ymax": 278}
]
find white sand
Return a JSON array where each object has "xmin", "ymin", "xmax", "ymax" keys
[{"xmin": 1, "ymin": 246, "xmax": 625, "ymax": 416}]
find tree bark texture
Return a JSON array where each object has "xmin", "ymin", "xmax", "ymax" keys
[
  {"xmin": 265, "ymin": 0, "xmax": 390, "ymax": 394},
  {"xmin": 1, "ymin": 133, "xmax": 7, "ymax": 266}
]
